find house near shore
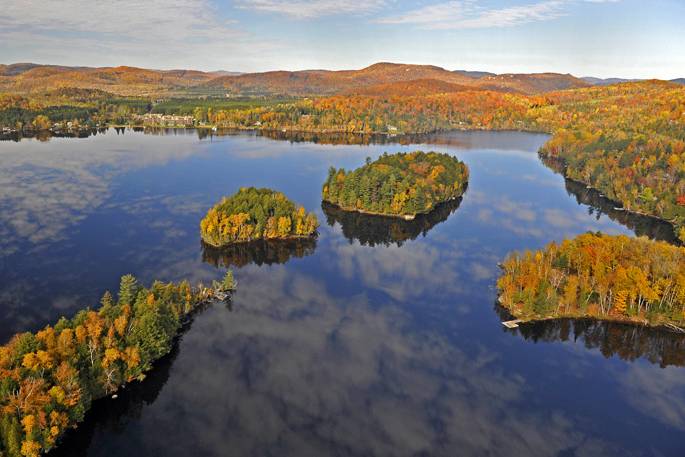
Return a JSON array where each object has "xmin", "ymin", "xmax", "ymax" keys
[{"xmin": 132, "ymin": 113, "xmax": 195, "ymax": 127}]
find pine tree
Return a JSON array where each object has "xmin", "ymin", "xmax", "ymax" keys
[
  {"xmin": 99, "ymin": 291, "xmax": 116, "ymax": 319},
  {"xmin": 118, "ymin": 274, "xmax": 139, "ymax": 306}
]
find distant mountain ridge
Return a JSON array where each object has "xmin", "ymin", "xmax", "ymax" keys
[
  {"xmin": 582, "ymin": 76, "xmax": 685, "ymax": 86},
  {"xmin": 202, "ymin": 62, "xmax": 590, "ymax": 96},
  {"xmin": 0, "ymin": 61, "xmax": 678, "ymax": 97},
  {"xmin": 581, "ymin": 76, "xmax": 642, "ymax": 85}
]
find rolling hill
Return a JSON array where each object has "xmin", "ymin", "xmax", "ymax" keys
[
  {"xmin": 581, "ymin": 76, "xmax": 641, "ymax": 85},
  {"xmin": 345, "ymin": 78, "xmax": 482, "ymax": 97},
  {"xmin": 201, "ymin": 62, "xmax": 479, "ymax": 96},
  {"xmin": 203, "ymin": 62, "xmax": 590, "ymax": 96},
  {"xmin": 0, "ymin": 62, "xmax": 605, "ymax": 97},
  {"xmin": 473, "ymin": 73, "xmax": 590, "ymax": 94},
  {"xmin": 0, "ymin": 64, "xmax": 219, "ymax": 96}
]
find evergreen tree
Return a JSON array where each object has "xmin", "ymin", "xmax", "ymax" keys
[{"xmin": 118, "ymin": 274, "xmax": 139, "ymax": 306}]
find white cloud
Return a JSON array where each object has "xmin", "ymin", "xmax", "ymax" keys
[
  {"xmin": 377, "ymin": 0, "xmax": 476, "ymax": 25},
  {"xmin": 1, "ymin": 0, "xmax": 234, "ymax": 40},
  {"xmin": 377, "ymin": 0, "xmax": 615, "ymax": 30},
  {"xmin": 236, "ymin": 0, "xmax": 387, "ymax": 19},
  {"xmin": 0, "ymin": 0, "xmax": 274, "ymax": 69}
]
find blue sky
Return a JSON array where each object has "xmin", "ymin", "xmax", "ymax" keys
[{"xmin": 1, "ymin": 0, "xmax": 683, "ymax": 78}]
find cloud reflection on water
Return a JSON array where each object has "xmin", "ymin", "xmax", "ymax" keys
[{"xmin": 66, "ymin": 266, "xmax": 623, "ymax": 457}]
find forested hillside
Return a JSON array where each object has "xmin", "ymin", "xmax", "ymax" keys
[
  {"xmin": 0, "ymin": 62, "xmax": 589, "ymax": 98},
  {"xmin": 0, "ymin": 64, "xmax": 218, "ymax": 96}
]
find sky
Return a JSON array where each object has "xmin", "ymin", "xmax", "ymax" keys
[{"xmin": 0, "ymin": 0, "xmax": 683, "ymax": 79}]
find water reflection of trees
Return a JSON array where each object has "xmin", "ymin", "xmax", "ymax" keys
[
  {"xmin": 49, "ymin": 328, "xmax": 183, "ymax": 456},
  {"xmin": 256, "ymin": 129, "xmax": 411, "ymax": 145},
  {"xmin": 540, "ymin": 155, "xmax": 680, "ymax": 244},
  {"xmin": 322, "ymin": 198, "xmax": 462, "ymax": 247},
  {"xmin": 0, "ymin": 128, "xmax": 108, "ymax": 142},
  {"xmin": 496, "ymin": 304, "xmax": 685, "ymax": 368},
  {"xmin": 201, "ymin": 238, "xmax": 317, "ymax": 268}
]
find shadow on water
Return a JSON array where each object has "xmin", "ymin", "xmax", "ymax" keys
[
  {"xmin": 255, "ymin": 129, "xmax": 417, "ymax": 145},
  {"xmin": 494, "ymin": 304, "xmax": 685, "ymax": 368},
  {"xmin": 541, "ymin": 155, "xmax": 680, "ymax": 244},
  {"xmin": 201, "ymin": 238, "xmax": 317, "ymax": 268},
  {"xmin": 50, "ymin": 333, "xmax": 182, "ymax": 456},
  {"xmin": 322, "ymin": 197, "xmax": 463, "ymax": 247},
  {"xmin": 0, "ymin": 128, "xmax": 109, "ymax": 142},
  {"xmin": 50, "ymin": 298, "xmax": 227, "ymax": 456}
]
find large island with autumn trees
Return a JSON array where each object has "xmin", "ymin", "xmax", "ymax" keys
[
  {"xmin": 497, "ymin": 233, "xmax": 685, "ymax": 328},
  {"xmin": 0, "ymin": 272, "xmax": 235, "ymax": 457},
  {"xmin": 322, "ymin": 151, "xmax": 468, "ymax": 219},
  {"xmin": 200, "ymin": 187, "xmax": 318, "ymax": 247}
]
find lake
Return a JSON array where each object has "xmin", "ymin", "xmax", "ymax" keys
[{"xmin": 1, "ymin": 129, "xmax": 683, "ymax": 456}]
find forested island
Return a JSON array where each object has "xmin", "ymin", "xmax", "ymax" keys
[
  {"xmin": 0, "ymin": 273, "xmax": 235, "ymax": 457},
  {"xmin": 322, "ymin": 151, "xmax": 468, "ymax": 219},
  {"xmin": 497, "ymin": 233, "xmax": 685, "ymax": 327},
  {"xmin": 200, "ymin": 187, "xmax": 318, "ymax": 247}
]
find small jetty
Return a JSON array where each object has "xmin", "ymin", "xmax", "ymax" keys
[{"xmin": 502, "ymin": 319, "xmax": 523, "ymax": 329}]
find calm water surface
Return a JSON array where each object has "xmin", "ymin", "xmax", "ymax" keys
[{"xmin": 1, "ymin": 129, "xmax": 683, "ymax": 456}]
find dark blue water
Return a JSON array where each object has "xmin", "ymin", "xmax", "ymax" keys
[{"xmin": 1, "ymin": 129, "xmax": 682, "ymax": 456}]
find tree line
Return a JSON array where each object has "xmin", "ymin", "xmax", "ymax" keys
[
  {"xmin": 0, "ymin": 273, "xmax": 235, "ymax": 457},
  {"xmin": 322, "ymin": 151, "xmax": 468, "ymax": 218}
]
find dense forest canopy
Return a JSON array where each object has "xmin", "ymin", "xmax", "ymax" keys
[
  {"xmin": 0, "ymin": 273, "xmax": 235, "ymax": 457},
  {"xmin": 200, "ymin": 187, "xmax": 318, "ymax": 247},
  {"xmin": 497, "ymin": 233, "xmax": 685, "ymax": 326},
  {"xmin": 322, "ymin": 151, "xmax": 468, "ymax": 218}
]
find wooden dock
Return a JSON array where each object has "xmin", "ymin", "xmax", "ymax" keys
[{"xmin": 502, "ymin": 319, "xmax": 523, "ymax": 329}]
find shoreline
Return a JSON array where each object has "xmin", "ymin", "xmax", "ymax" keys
[
  {"xmin": 322, "ymin": 195, "xmax": 464, "ymax": 221},
  {"xmin": 497, "ymin": 296, "xmax": 685, "ymax": 333},
  {"xmin": 539, "ymin": 152, "xmax": 682, "ymax": 244},
  {"xmin": 200, "ymin": 233, "xmax": 318, "ymax": 249}
]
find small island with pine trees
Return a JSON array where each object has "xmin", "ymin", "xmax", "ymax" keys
[
  {"xmin": 200, "ymin": 187, "xmax": 318, "ymax": 247},
  {"xmin": 321, "ymin": 151, "xmax": 469, "ymax": 220},
  {"xmin": 497, "ymin": 233, "xmax": 685, "ymax": 328}
]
